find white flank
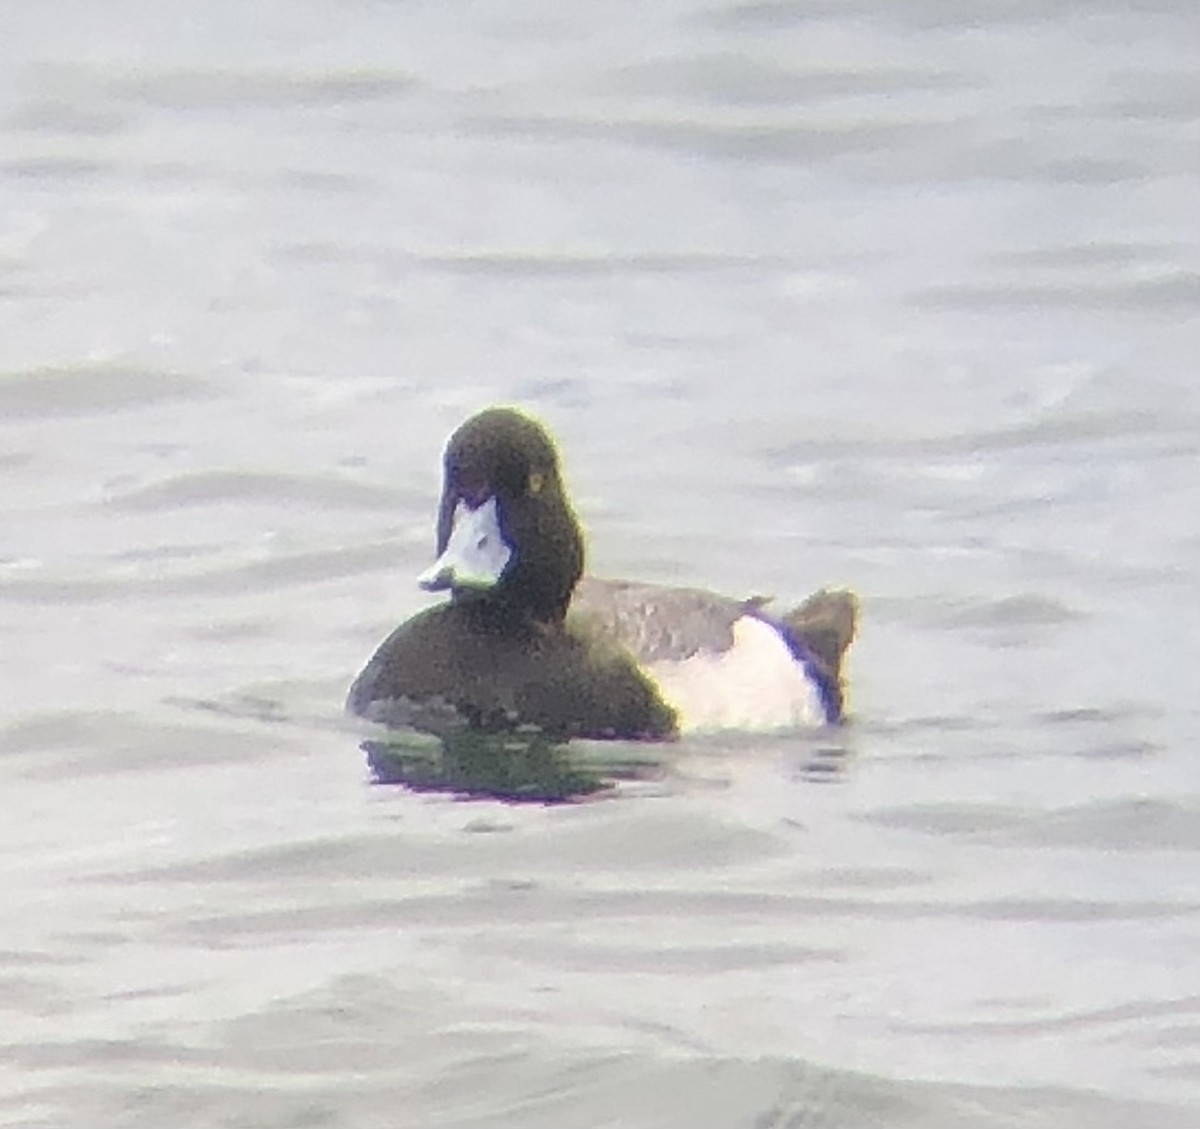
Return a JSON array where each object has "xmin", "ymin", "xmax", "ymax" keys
[{"xmin": 647, "ymin": 615, "xmax": 823, "ymax": 733}]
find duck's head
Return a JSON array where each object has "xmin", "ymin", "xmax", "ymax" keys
[{"xmin": 418, "ymin": 407, "xmax": 585, "ymax": 626}]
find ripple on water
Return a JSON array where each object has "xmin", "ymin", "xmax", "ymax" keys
[
  {"xmin": 0, "ymin": 364, "xmax": 214, "ymax": 420},
  {"xmin": 105, "ymin": 67, "xmax": 418, "ymax": 111},
  {"xmin": 11, "ymin": 976, "xmax": 1196, "ymax": 1129},
  {"xmin": 860, "ymin": 795, "xmax": 1200, "ymax": 854},
  {"xmin": 0, "ymin": 541, "xmax": 402, "ymax": 604},
  {"xmin": 2, "ymin": 709, "xmax": 288, "ymax": 778},
  {"xmin": 104, "ymin": 469, "xmax": 407, "ymax": 513}
]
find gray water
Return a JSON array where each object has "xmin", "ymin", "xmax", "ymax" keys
[{"xmin": 2, "ymin": 1, "xmax": 1198, "ymax": 1126}]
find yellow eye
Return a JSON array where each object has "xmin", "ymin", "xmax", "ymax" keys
[{"xmin": 528, "ymin": 472, "xmax": 545, "ymax": 495}]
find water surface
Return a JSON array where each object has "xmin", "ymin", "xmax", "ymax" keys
[{"xmin": 1, "ymin": 1, "xmax": 1198, "ymax": 1125}]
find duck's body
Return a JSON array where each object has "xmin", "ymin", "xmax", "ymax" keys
[
  {"xmin": 347, "ymin": 407, "xmax": 857, "ymax": 741},
  {"xmin": 569, "ymin": 577, "xmax": 851, "ymax": 729},
  {"xmin": 347, "ymin": 595, "xmax": 678, "ymax": 740}
]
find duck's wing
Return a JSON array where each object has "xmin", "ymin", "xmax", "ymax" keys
[
  {"xmin": 570, "ymin": 577, "xmax": 753, "ymax": 665},
  {"xmin": 573, "ymin": 577, "xmax": 859, "ymax": 692}
]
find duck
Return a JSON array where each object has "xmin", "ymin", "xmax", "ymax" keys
[{"xmin": 347, "ymin": 406, "xmax": 857, "ymax": 741}]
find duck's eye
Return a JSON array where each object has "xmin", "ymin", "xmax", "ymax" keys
[{"xmin": 475, "ymin": 535, "xmax": 489, "ymax": 550}]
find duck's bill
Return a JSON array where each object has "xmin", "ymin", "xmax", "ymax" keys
[{"xmin": 418, "ymin": 496, "xmax": 512, "ymax": 592}]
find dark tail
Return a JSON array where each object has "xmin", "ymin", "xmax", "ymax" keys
[{"xmin": 781, "ymin": 589, "xmax": 859, "ymax": 721}]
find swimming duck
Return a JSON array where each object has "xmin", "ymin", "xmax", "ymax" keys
[{"xmin": 347, "ymin": 407, "xmax": 857, "ymax": 740}]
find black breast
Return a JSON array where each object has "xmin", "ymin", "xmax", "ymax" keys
[{"xmin": 347, "ymin": 601, "xmax": 677, "ymax": 742}]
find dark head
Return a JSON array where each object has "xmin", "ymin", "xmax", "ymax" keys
[{"xmin": 419, "ymin": 407, "xmax": 585, "ymax": 626}]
